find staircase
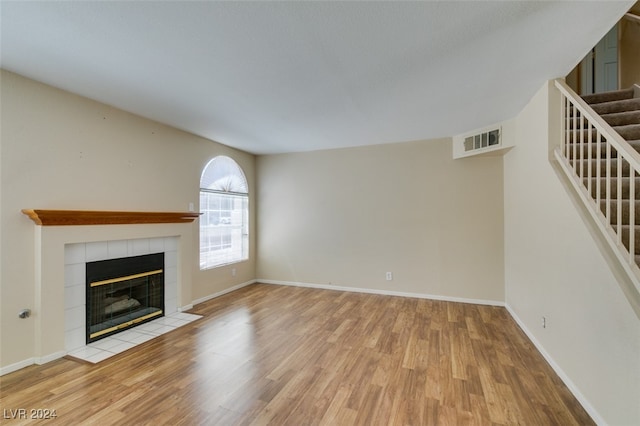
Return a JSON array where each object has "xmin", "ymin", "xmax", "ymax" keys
[
  {"xmin": 554, "ymin": 80, "xmax": 640, "ymax": 296},
  {"xmin": 581, "ymin": 87, "xmax": 640, "ymax": 148},
  {"xmin": 574, "ymin": 86, "xmax": 640, "ymax": 263}
]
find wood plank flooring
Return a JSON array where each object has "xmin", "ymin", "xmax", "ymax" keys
[{"xmin": 0, "ymin": 283, "xmax": 594, "ymax": 425}]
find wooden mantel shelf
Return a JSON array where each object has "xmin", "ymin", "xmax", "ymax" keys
[{"xmin": 22, "ymin": 209, "xmax": 201, "ymax": 226}]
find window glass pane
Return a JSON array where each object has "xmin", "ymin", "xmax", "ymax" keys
[
  {"xmin": 199, "ymin": 157, "xmax": 249, "ymax": 270},
  {"xmin": 200, "ymin": 156, "xmax": 248, "ymax": 193}
]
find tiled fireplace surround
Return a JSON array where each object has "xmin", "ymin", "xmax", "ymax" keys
[
  {"xmin": 64, "ymin": 236, "xmax": 179, "ymax": 353},
  {"xmin": 28, "ymin": 222, "xmax": 195, "ymax": 366}
]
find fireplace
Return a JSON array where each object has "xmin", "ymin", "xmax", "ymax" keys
[{"xmin": 86, "ymin": 253, "xmax": 165, "ymax": 343}]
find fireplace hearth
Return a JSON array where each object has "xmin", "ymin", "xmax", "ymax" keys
[{"xmin": 86, "ymin": 253, "xmax": 164, "ymax": 343}]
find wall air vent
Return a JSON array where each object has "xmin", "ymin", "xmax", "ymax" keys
[
  {"xmin": 453, "ymin": 121, "xmax": 513, "ymax": 159},
  {"xmin": 463, "ymin": 128, "xmax": 500, "ymax": 152}
]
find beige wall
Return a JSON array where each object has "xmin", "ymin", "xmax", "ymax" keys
[
  {"xmin": 504, "ymin": 81, "xmax": 640, "ymax": 425},
  {"xmin": 620, "ymin": 16, "xmax": 640, "ymax": 88},
  {"xmin": 256, "ymin": 139, "xmax": 505, "ymax": 303},
  {"xmin": 0, "ymin": 70, "xmax": 256, "ymax": 369}
]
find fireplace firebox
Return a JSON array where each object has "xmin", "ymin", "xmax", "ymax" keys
[{"xmin": 86, "ymin": 253, "xmax": 164, "ymax": 343}]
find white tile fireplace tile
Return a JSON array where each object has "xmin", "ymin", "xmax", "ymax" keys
[
  {"xmin": 165, "ymin": 280, "xmax": 177, "ymax": 300},
  {"xmin": 68, "ymin": 345, "xmax": 103, "ymax": 360},
  {"xmin": 85, "ymin": 351, "xmax": 114, "ymax": 364},
  {"xmin": 112, "ymin": 330, "xmax": 150, "ymax": 342},
  {"xmin": 64, "ymin": 263, "xmax": 85, "ymax": 287},
  {"xmin": 125, "ymin": 334, "xmax": 156, "ymax": 345},
  {"xmin": 66, "ymin": 312, "xmax": 201, "ymax": 364},
  {"xmin": 86, "ymin": 241, "xmax": 109, "ymax": 262},
  {"xmin": 164, "ymin": 237, "xmax": 178, "ymax": 251},
  {"xmin": 64, "ymin": 285, "xmax": 84, "ymax": 308},
  {"xmin": 64, "ymin": 306, "xmax": 85, "ymax": 332},
  {"xmin": 65, "ymin": 328, "xmax": 85, "ymax": 352},
  {"xmin": 65, "ymin": 244, "xmax": 86, "ymax": 264},
  {"xmin": 149, "ymin": 237, "xmax": 165, "ymax": 253},
  {"xmin": 89, "ymin": 337, "xmax": 124, "ymax": 351},
  {"xmin": 165, "ymin": 266, "xmax": 177, "ymax": 286},
  {"xmin": 129, "ymin": 238, "xmax": 150, "ymax": 255},
  {"xmin": 105, "ymin": 340, "xmax": 137, "ymax": 354},
  {"xmin": 107, "ymin": 240, "xmax": 128, "ymax": 259},
  {"xmin": 165, "ymin": 251, "xmax": 178, "ymax": 268},
  {"xmin": 149, "ymin": 325, "xmax": 178, "ymax": 334},
  {"xmin": 134, "ymin": 322, "xmax": 165, "ymax": 333}
]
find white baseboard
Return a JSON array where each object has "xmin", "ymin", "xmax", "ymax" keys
[
  {"xmin": 0, "ymin": 349, "xmax": 66, "ymax": 376},
  {"xmin": 0, "ymin": 358, "xmax": 36, "ymax": 376},
  {"xmin": 505, "ymin": 304, "xmax": 605, "ymax": 426},
  {"xmin": 191, "ymin": 279, "xmax": 257, "ymax": 306},
  {"xmin": 35, "ymin": 351, "xmax": 66, "ymax": 365},
  {"xmin": 258, "ymin": 279, "xmax": 504, "ymax": 307}
]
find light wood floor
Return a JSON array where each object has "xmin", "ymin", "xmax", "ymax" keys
[{"xmin": 0, "ymin": 284, "xmax": 593, "ymax": 425}]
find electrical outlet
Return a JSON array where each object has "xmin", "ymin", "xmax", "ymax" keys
[
  {"xmin": 232, "ymin": 268, "xmax": 237, "ymax": 277},
  {"xmin": 386, "ymin": 272, "xmax": 393, "ymax": 281}
]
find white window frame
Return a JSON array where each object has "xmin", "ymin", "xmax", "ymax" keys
[{"xmin": 199, "ymin": 157, "xmax": 249, "ymax": 270}]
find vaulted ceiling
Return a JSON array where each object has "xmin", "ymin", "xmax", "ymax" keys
[{"xmin": 1, "ymin": 1, "xmax": 634, "ymax": 154}]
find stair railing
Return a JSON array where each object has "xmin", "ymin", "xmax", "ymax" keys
[{"xmin": 554, "ymin": 79, "xmax": 640, "ymax": 292}]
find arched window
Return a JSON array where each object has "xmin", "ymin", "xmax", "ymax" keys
[{"xmin": 199, "ymin": 156, "xmax": 249, "ymax": 269}]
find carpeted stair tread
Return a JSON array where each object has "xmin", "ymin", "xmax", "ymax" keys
[
  {"xmin": 572, "ymin": 87, "xmax": 640, "ymax": 263},
  {"xmin": 627, "ymin": 140, "xmax": 640, "ymax": 152},
  {"xmin": 571, "ymin": 158, "xmax": 632, "ymax": 177},
  {"xmin": 567, "ymin": 142, "xmax": 622, "ymax": 159},
  {"xmin": 582, "ymin": 88, "xmax": 634, "ymax": 105},
  {"xmin": 599, "ymin": 200, "xmax": 640, "ymax": 225},
  {"xmin": 601, "ymin": 110, "xmax": 640, "ymax": 127},
  {"xmin": 590, "ymin": 98, "xmax": 640, "ymax": 115},
  {"xmin": 567, "ymin": 130, "xmax": 640, "ymax": 147},
  {"xmin": 586, "ymin": 177, "xmax": 640, "ymax": 199},
  {"xmin": 566, "ymin": 128, "xmax": 602, "ymax": 144},
  {"xmin": 613, "ymin": 124, "xmax": 640, "ymax": 141},
  {"xmin": 619, "ymin": 225, "xmax": 640, "ymax": 255},
  {"xmin": 566, "ymin": 141, "xmax": 640, "ymax": 159}
]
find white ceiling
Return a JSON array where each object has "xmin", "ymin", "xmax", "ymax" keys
[{"xmin": 0, "ymin": 1, "xmax": 634, "ymax": 155}]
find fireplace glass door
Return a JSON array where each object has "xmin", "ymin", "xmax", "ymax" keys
[{"xmin": 86, "ymin": 253, "xmax": 164, "ymax": 343}]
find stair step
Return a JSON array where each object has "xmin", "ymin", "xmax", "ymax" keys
[
  {"xmin": 566, "ymin": 128, "xmax": 603, "ymax": 144},
  {"xmin": 585, "ymin": 177, "xmax": 640, "ymax": 200},
  {"xmin": 582, "ymin": 88, "xmax": 634, "ymax": 104},
  {"xmin": 566, "ymin": 140, "xmax": 640, "ymax": 160},
  {"xmin": 565, "ymin": 116, "xmax": 591, "ymax": 130},
  {"xmin": 566, "ymin": 126, "xmax": 640, "ymax": 144},
  {"xmin": 571, "ymin": 158, "xmax": 634, "ymax": 177},
  {"xmin": 619, "ymin": 225, "xmax": 640, "ymax": 255},
  {"xmin": 590, "ymin": 98, "xmax": 640, "ymax": 115},
  {"xmin": 601, "ymin": 110, "xmax": 640, "ymax": 127},
  {"xmin": 613, "ymin": 124, "xmax": 640, "ymax": 141},
  {"xmin": 567, "ymin": 142, "xmax": 614, "ymax": 159},
  {"xmin": 599, "ymin": 200, "xmax": 640, "ymax": 225}
]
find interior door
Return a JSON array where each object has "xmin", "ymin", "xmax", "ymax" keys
[
  {"xmin": 594, "ymin": 24, "xmax": 619, "ymax": 93},
  {"xmin": 580, "ymin": 24, "xmax": 619, "ymax": 95}
]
